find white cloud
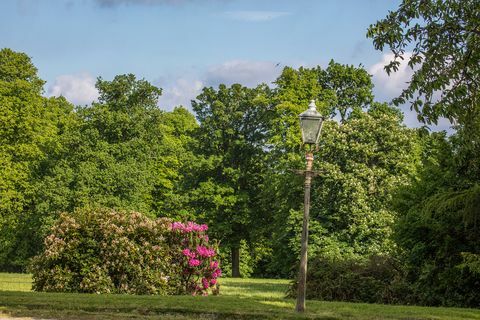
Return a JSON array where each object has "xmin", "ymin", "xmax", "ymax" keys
[
  {"xmin": 369, "ymin": 53, "xmax": 419, "ymax": 127},
  {"xmin": 158, "ymin": 77, "xmax": 204, "ymax": 111},
  {"xmin": 157, "ymin": 60, "xmax": 281, "ymax": 110},
  {"xmin": 205, "ymin": 60, "xmax": 280, "ymax": 87},
  {"xmin": 46, "ymin": 60, "xmax": 279, "ymax": 111},
  {"xmin": 368, "ymin": 52, "xmax": 422, "ymax": 127},
  {"xmin": 223, "ymin": 11, "xmax": 291, "ymax": 22},
  {"xmin": 369, "ymin": 52, "xmax": 414, "ymax": 102},
  {"xmin": 369, "ymin": 53, "xmax": 453, "ymax": 132},
  {"xmin": 48, "ymin": 72, "xmax": 99, "ymax": 105}
]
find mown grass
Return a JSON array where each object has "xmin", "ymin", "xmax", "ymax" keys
[
  {"xmin": 1, "ymin": 273, "xmax": 479, "ymax": 319},
  {"xmin": 0, "ymin": 273, "xmax": 32, "ymax": 292}
]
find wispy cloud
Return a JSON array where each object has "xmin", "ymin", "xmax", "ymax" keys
[
  {"xmin": 205, "ymin": 60, "xmax": 280, "ymax": 87},
  {"xmin": 157, "ymin": 76, "xmax": 204, "ymax": 111},
  {"xmin": 223, "ymin": 10, "xmax": 291, "ymax": 22},
  {"xmin": 48, "ymin": 72, "xmax": 99, "ymax": 106},
  {"xmin": 157, "ymin": 59, "xmax": 281, "ymax": 110},
  {"xmin": 369, "ymin": 52, "xmax": 414, "ymax": 101},
  {"xmin": 96, "ymin": 0, "xmax": 199, "ymax": 7},
  {"xmin": 369, "ymin": 53, "xmax": 452, "ymax": 131}
]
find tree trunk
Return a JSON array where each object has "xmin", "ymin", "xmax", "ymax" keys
[{"xmin": 231, "ymin": 246, "xmax": 241, "ymax": 278}]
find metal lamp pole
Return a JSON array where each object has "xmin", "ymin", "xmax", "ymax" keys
[
  {"xmin": 295, "ymin": 151, "xmax": 313, "ymax": 312},
  {"xmin": 295, "ymin": 100, "xmax": 324, "ymax": 313}
]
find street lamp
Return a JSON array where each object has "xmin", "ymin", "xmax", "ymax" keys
[{"xmin": 296, "ymin": 99, "xmax": 324, "ymax": 313}]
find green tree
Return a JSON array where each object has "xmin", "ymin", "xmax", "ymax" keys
[
  {"xmin": 368, "ymin": 0, "xmax": 480, "ymax": 306},
  {"xmin": 268, "ymin": 62, "xmax": 373, "ymax": 154},
  {"xmin": 151, "ymin": 106, "xmax": 199, "ymax": 219},
  {"xmin": 393, "ymin": 132, "xmax": 480, "ymax": 307},
  {"xmin": 264, "ymin": 65, "xmax": 420, "ymax": 277},
  {"xmin": 190, "ymin": 83, "xmax": 272, "ymax": 277},
  {"xmin": 0, "ymin": 48, "xmax": 203, "ymax": 270},
  {"xmin": 367, "ymin": 0, "xmax": 479, "ymax": 127},
  {"xmin": 0, "ymin": 48, "xmax": 73, "ymax": 270},
  {"xmin": 319, "ymin": 60, "xmax": 373, "ymax": 122},
  {"xmin": 39, "ymin": 74, "xmax": 198, "ymax": 218}
]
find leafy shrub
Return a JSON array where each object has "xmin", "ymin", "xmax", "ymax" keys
[
  {"xmin": 30, "ymin": 208, "xmax": 221, "ymax": 295},
  {"xmin": 169, "ymin": 221, "xmax": 221, "ymax": 295},
  {"xmin": 289, "ymin": 255, "xmax": 413, "ymax": 304}
]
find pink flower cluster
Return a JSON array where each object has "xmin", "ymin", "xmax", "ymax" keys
[
  {"xmin": 210, "ymin": 261, "xmax": 221, "ymax": 278},
  {"xmin": 171, "ymin": 221, "xmax": 208, "ymax": 233},
  {"xmin": 188, "ymin": 258, "xmax": 201, "ymax": 267},
  {"xmin": 196, "ymin": 245, "xmax": 216, "ymax": 258},
  {"xmin": 182, "ymin": 248, "xmax": 195, "ymax": 258},
  {"xmin": 182, "ymin": 246, "xmax": 217, "ymax": 269},
  {"xmin": 171, "ymin": 220, "xmax": 221, "ymax": 295}
]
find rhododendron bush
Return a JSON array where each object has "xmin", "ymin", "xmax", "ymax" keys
[
  {"xmin": 30, "ymin": 208, "xmax": 220, "ymax": 295},
  {"xmin": 170, "ymin": 222, "xmax": 221, "ymax": 295}
]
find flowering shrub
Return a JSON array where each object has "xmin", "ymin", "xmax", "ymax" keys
[
  {"xmin": 169, "ymin": 221, "xmax": 221, "ymax": 295},
  {"xmin": 30, "ymin": 208, "xmax": 221, "ymax": 295}
]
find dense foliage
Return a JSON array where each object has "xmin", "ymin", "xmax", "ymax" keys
[
  {"xmin": 0, "ymin": 49, "xmax": 198, "ymax": 271},
  {"xmin": 263, "ymin": 65, "xmax": 420, "ymax": 277},
  {"xmin": 31, "ymin": 208, "xmax": 220, "ymax": 295},
  {"xmin": 295, "ymin": 132, "xmax": 480, "ymax": 307},
  {"xmin": 289, "ymin": 255, "xmax": 412, "ymax": 304},
  {"xmin": 0, "ymin": 48, "xmax": 75, "ymax": 270},
  {"xmin": 190, "ymin": 83, "xmax": 272, "ymax": 277},
  {"xmin": 392, "ymin": 133, "xmax": 480, "ymax": 307},
  {"xmin": 365, "ymin": 0, "xmax": 480, "ymax": 308}
]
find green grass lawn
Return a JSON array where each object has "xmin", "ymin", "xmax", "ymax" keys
[
  {"xmin": 1, "ymin": 273, "xmax": 479, "ymax": 319},
  {"xmin": 0, "ymin": 273, "xmax": 32, "ymax": 292}
]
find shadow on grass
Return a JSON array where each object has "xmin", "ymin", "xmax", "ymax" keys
[
  {"xmin": 0, "ymin": 291, "xmax": 342, "ymax": 320},
  {"xmin": 3, "ymin": 279, "xmax": 480, "ymax": 320}
]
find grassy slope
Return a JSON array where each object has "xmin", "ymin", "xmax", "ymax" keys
[{"xmin": 0, "ymin": 274, "xmax": 479, "ymax": 320}]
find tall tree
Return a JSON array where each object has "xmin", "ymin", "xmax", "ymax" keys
[
  {"xmin": 263, "ymin": 65, "xmax": 420, "ymax": 276},
  {"xmin": 39, "ymin": 74, "xmax": 197, "ymax": 218},
  {"xmin": 319, "ymin": 60, "xmax": 373, "ymax": 122},
  {"xmin": 368, "ymin": 0, "xmax": 480, "ymax": 306},
  {"xmin": 0, "ymin": 48, "xmax": 73, "ymax": 270},
  {"xmin": 190, "ymin": 83, "xmax": 272, "ymax": 277}
]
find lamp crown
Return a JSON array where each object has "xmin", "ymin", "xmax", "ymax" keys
[{"xmin": 308, "ymin": 100, "xmax": 317, "ymax": 111}]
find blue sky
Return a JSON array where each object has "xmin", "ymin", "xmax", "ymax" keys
[{"xmin": 0, "ymin": 0, "xmax": 449, "ymax": 129}]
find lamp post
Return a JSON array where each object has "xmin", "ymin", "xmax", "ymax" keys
[{"xmin": 295, "ymin": 100, "xmax": 324, "ymax": 313}]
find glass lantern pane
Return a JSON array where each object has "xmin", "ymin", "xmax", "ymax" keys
[{"xmin": 300, "ymin": 118, "xmax": 320, "ymax": 144}]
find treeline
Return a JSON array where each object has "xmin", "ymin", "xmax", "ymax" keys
[
  {"xmin": 1, "ymin": 46, "xmax": 478, "ymax": 306},
  {"xmin": 0, "ymin": 50, "xmax": 412, "ymax": 275},
  {"xmin": 1, "ymin": 0, "xmax": 479, "ymax": 306}
]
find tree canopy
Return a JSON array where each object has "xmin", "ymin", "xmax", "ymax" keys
[
  {"xmin": 367, "ymin": 0, "xmax": 480, "ymax": 307},
  {"xmin": 190, "ymin": 83, "xmax": 272, "ymax": 277},
  {"xmin": 367, "ymin": 0, "xmax": 480, "ymax": 127},
  {"xmin": 0, "ymin": 48, "xmax": 74, "ymax": 270}
]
